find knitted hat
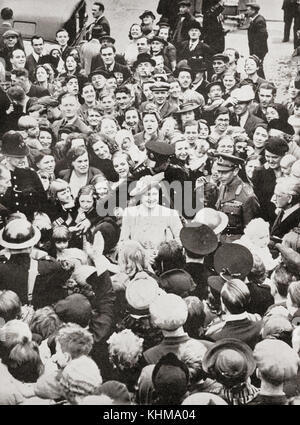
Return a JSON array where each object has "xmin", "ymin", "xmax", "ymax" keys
[{"xmin": 60, "ymin": 356, "xmax": 102, "ymax": 399}]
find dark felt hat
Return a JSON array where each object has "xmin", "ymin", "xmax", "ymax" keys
[
  {"xmin": 202, "ymin": 338, "xmax": 256, "ymax": 381},
  {"xmin": 180, "ymin": 223, "xmax": 218, "ymax": 256},
  {"xmin": 214, "ymin": 243, "xmax": 253, "ymax": 280},
  {"xmin": 145, "ymin": 140, "xmax": 175, "ymax": 156},
  {"xmin": 1, "ymin": 131, "xmax": 29, "ymax": 157},
  {"xmin": 214, "ymin": 153, "xmax": 245, "ymax": 171},
  {"xmin": 151, "ymin": 35, "xmax": 168, "ymax": 46},
  {"xmin": 159, "ymin": 269, "xmax": 196, "ymax": 297},
  {"xmin": 89, "ymin": 67, "xmax": 110, "ymax": 79},
  {"xmin": 157, "ymin": 18, "xmax": 170, "ymax": 28},
  {"xmin": 54, "ymin": 294, "xmax": 92, "ymax": 328},
  {"xmin": 268, "ymin": 119, "xmax": 295, "ymax": 136},
  {"xmin": 186, "ymin": 20, "xmax": 202, "ymax": 32},
  {"xmin": 139, "ymin": 10, "xmax": 156, "ymax": 20},
  {"xmin": 174, "ymin": 66, "xmax": 193, "ymax": 78},
  {"xmin": 265, "ymin": 136, "xmax": 289, "ymax": 156},
  {"xmin": 188, "ymin": 57, "xmax": 207, "ymax": 72},
  {"xmin": 133, "ymin": 53, "xmax": 156, "ymax": 68},
  {"xmin": 246, "ymin": 2, "xmax": 261, "ymax": 11},
  {"xmin": 99, "ymin": 35, "xmax": 116, "ymax": 44},
  {"xmin": 206, "ymin": 80, "xmax": 225, "ymax": 92}
]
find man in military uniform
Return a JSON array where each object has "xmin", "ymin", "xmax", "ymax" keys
[
  {"xmin": 0, "ymin": 131, "xmax": 47, "ymax": 220},
  {"xmin": 215, "ymin": 153, "xmax": 260, "ymax": 242}
]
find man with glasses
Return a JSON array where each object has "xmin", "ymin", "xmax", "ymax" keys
[{"xmin": 252, "ymin": 137, "xmax": 289, "ymax": 224}]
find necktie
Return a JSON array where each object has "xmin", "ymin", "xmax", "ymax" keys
[{"xmin": 271, "ymin": 209, "xmax": 284, "ymax": 234}]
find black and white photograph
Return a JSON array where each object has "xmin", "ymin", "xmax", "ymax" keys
[{"xmin": 0, "ymin": 0, "xmax": 299, "ymax": 410}]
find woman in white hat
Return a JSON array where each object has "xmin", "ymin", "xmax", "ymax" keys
[{"xmin": 119, "ymin": 174, "xmax": 183, "ymax": 252}]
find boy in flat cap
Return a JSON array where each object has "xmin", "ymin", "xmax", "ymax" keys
[{"xmin": 214, "ymin": 153, "xmax": 260, "ymax": 242}]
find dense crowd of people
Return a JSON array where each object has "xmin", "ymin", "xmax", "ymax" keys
[{"xmin": 0, "ymin": 0, "xmax": 300, "ymax": 406}]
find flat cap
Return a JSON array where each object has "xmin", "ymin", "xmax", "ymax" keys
[
  {"xmin": 213, "ymin": 53, "xmax": 230, "ymax": 63},
  {"xmin": 3, "ymin": 30, "xmax": 19, "ymax": 38},
  {"xmin": 139, "ymin": 10, "xmax": 156, "ymax": 20},
  {"xmin": 246, "ymin": 3, "xmax": 261, "ymax": 11},
  {"xmin": 151, "ymin": 36, "xmax": 168, "ymax": 46}
]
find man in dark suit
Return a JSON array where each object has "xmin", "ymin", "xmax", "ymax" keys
[
  {"xmin": 206, "ymin": 278, "xmax": 262, "ymax": 350},
  {"xmin": 180, "ymin": 224, "xmax": 218, "ymax": 301},
  {"xmin": 157, "ymin": 0, "xmax": 180, "ymax": 31},
  {"xmin": 25, "ymin": 35, "xmax": 45, "ymax": 82},
  {"xmin": 231, "ymin": 85, "xmax": 265, "ymax": 139},
  {"xmin": 177, "ymin": 20, "xmax": 213, "ymax": 64},
  {"xmin": 282, "ymin": 0, "xmax": 297, "ymax": 42},
  {"xmin": 252, "ymin": 137, "xmax": 289, "ymax": 225},
  {"xmin": 172, "ymin": 0, "xmax": 198, "ymax": 49},
  {"xmin": 90, "ymin": 35, "xmax": 126, "ymax": 73},
  {"xmin": 86, "ymin": 2, "xmax": 110, "ymax": 41},
  {"xmin": 0, "ymin": 132, "xmax": 47, "ymax": 220},
  {"xmin": 202, "ymin": 0, "xmax": 226, "ymax": 54},
  {"xmin": 55, "ymin": 29, "xmax": 72, "ymax": 61},
  {"xmin": 246, "ymin": 3, "xmax": 269, "ymax": 78},
  {"xmin": 271, "ymin": 178, "xmax": 300, "ymax": 239},
  {"xmin": 92, "ymin": 45, "xmax": 131, "ymax": 83}
]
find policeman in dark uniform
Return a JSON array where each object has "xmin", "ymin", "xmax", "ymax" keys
[
  {"xmin": 0, "ymin": 131, "xmax": 47, "ymax": 220},
  {"xmin": 0, "ymin": 218, "xmax": 70, "ymax": 308},
  {"xmin": 214, "ymin": 153, "xmax": 260, "ymax": 242}
]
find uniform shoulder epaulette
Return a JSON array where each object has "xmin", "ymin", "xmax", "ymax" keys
[{"xmin": 241, "ymin": 183, "xmax": 254, "ymax": 196}]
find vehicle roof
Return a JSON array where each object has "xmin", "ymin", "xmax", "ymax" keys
[{"xmin": 0, "ymin": 0, "xmax": 85, "ymax": 41}]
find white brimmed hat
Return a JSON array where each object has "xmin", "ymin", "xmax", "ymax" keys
[
  {"xmin": 0, "ymin": 219, "xmax": 41, "ymax": 249},
  {"xmin": 193, "ymin": 208, "xmax": 228, "ymax": 235}
]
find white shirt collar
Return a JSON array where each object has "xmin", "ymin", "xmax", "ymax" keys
[
  {"xmin": 240, "ymin": 111, "xmax": 249, "ymax": 128},
  {"xmin": 32, "ymin": 51, "xmax": 40, "ymax": 62},
  {"xmin": 224, "ymin": 312, "xmax": 248, "ymax": 322},
  {"xmin": 282, "ymin": 203, "xmax": 300, "ymax": 222}
]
